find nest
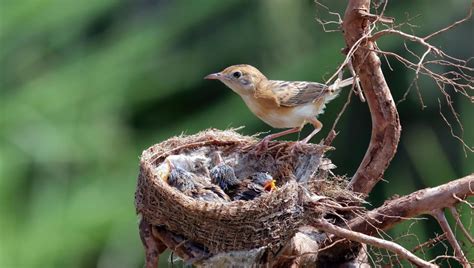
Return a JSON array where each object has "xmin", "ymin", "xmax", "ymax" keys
[{"xmin": 135, "ymin": 129, "xmax": 357, "ymax": 263}]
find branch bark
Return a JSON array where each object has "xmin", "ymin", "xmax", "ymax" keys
[
  {"xmin": 347, "ymin": 173, "xmax": 474, "ymax": 234},
  {"xmin": 318, "ymin": 174, "xmax": 474, "ymax": 262},
  {"xmin": 343, "ymin": 0, "xmax": 401, "ymax": 195},
  {"xmin": 137, "ymin": 2, "xmax": 472, "ymax": 267},
  {"xmin": 312, "ymin": 219, "xmax": 437, "ymax": 267},
  {"xmin": 431, "ymin": 209, "xmax": 470, "ymax": 267}
]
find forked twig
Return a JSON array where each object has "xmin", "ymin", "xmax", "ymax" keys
[
  {"xmin": 312, "ymin": 219, "xmax": 437, "ymax": 267},
  {"xmin": 449, "ymin": 206, "xmax": 474, "ymax": 244},
  {"xmin": 431, "ymin": 209, "xmax": 470, "ymax": 267}
]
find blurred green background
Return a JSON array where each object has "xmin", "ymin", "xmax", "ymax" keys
[{"xmin": 1, "ymin": 0, "xmax": 472, "ymax": 267}]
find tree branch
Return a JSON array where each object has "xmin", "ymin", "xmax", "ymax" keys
[
  {"xmin": 431, "ymin": 209, "xmax": 470, "ymax": 267},
  {"xmin": 312, "ymin": 219, "xmax": 437, "ymax": 267},
  {"xmin": 349, "ymin": 174, "xmax": 473, "ymax": 234},
  {"xmin": 449, "ymin": 206, "xmax": 474, "ymax": 244},
  {"xmin": 318, "ymin": 174, "xmax": 474, "ymax": 262},
  {"xmin": 343, "ymin": 0, "xmax": 401, "ymax": 195}
]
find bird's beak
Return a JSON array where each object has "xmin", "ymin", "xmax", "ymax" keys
[
  {"xmin": 158, "ymin": 160, "xmax": 172, "ymax": 183},
  {"xmin": 264, "ymin": 180, "xmax": 277, "ymax": 192},
  {"xmin": 204, "ymin": 72, "xmax": 222, "ymax": 80}
]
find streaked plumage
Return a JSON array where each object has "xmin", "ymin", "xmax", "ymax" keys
[
  {"xmin": 168, "ymin": 166, "xmax": 197, "ymax": 192},
  {"xmin": 230, "ymin": 172, "xmax": 276, "ymax": 201},
  {"xmin": 205, "ymin": 64, "xmax": 354, "ymax": 145},
  {"xmin": 210, "ymin": 162, "xmax": 240, "ymax": 190},
  {"xmin": 160, "ymin": 155, "xmax": 230, "ymax": 202},
  {"xmin": 209, "ymin": 153, "xmax": 240, "ymax": 192}
]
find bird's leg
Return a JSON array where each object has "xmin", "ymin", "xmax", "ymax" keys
[
  {"xmin": 300, "ymin": 118, "xmax": 323, "ymax": 144},
  {"xmin": 254, "ymin": 127, "xmax": 301, "ymax": 152}
]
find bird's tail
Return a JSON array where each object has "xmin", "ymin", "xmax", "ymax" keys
[
  {"xmin": 329, "ymin": 77, "xmax": 357, "ymax": 91},
  {"xmin": 324, "ymin": 77, "xmax": 357, "ymax": 103}
]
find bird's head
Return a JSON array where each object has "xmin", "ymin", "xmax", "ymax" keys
[
  {"xmin": 205, "ymin": 64, "xmax": 267, "ymax": 96},
  {"xmin": 250, "ymin": 172, "xmax": 277, "ymax": 192},
  {"xmin": 263, "ymin": 179, "xmax": 277, "ymax": 192},
  {"xmin": 165, "ymin": 155, "xmax": 208, "ymax": 176}
]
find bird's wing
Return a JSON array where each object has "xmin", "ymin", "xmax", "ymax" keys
[
  {"xmin": 267, "ymin": 80, "xmax": 329, "ymax": 107},
  {"xmin": 203, "ymin": 184, "xmax": 231, "ymax": 201},
  {"xmin": 210, "ymin": 163, "xmax": 239, "ymax": 190},
  {"xmin": 234, "ymin": 184, "xmax": 264, "ymax": 201}
]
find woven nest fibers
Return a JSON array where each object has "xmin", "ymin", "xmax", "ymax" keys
[{"xmin": 135, "ymin": 129, "xmax": 341, "ymax": 259}]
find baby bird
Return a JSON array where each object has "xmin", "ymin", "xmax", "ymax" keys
[
  {"xmin": 159, "ymin": 155, "xmax": 230, "ymax": 202},
  {"xmin": 209, "ymin": 153, "xmax": 240, "ymax": 191},
  {"xmin": 167, "ymin": 164, "xmax": 197, "ymax": 193},
  {"xmin": 231, "ymin": 172, "xmax": 276, "ymax": 201},
  {"xmin": 205, "ymin": 64, "xmax": 354, "ymax": 147}
]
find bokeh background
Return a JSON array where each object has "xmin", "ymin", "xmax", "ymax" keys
[{"xmin": 1, "ymin": 0, "xmax": 472, "ymax": 267}]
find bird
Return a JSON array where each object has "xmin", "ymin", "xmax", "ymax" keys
[
  {"xmin": 158, "ymin": 155, "xmax": 230, "ymax": 202},
  {"xmin": 209, "ymin": 153, "xmax": 240, "ymax": 192},
  {"xmin": 205, "ymin": 64, "xmax": 354, "ymax": 148},
  {"xmin": 167, "ymin": 164, "xmax": 198, "ymax": 193},
  {"xmin": 230, "ymin": 172, "xmax": 277, "ymax": 201}
]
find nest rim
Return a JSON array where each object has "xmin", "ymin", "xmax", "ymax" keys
[{"xmin": 135, "ymin": 128, "xmax": 332, "ymax": 254}]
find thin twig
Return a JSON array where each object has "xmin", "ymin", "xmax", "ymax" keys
[
  {"xmin": 348, "ymin": 58, "xmax": 365, "ymax": 102},
  {"xmin": 424, "ymin": 2, "xmax": 473, "ymax": 40},
  {"xmin": 411, "ymin": 233, "xmax": 447, "ymax": 253},
  {"xmin": 453, "ymin": 194, "xmax": 474, "ymax": 209},
  {"xmin": 323, "ymin": 89, "xmax": 353, "ymax": 145},
  {"xmin": 312, "ymin": 219, "xmax": 437, "ymax": 267},
  {"xmin": 431, "ymin": 209, "xmax": 470, "ymax": 267},
  {"xmin": 449, "ymin": 206, "xmax": 474, "ymax": 244},
  {"xmin": 438, "ymin": 99, "xmax": 473, "ymax": 155}
]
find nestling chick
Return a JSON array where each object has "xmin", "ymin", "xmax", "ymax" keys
[
  {"xmin": 159, "ymin": 155, "xmax": 230, "ymax": 202},
  {"xmin": 205, "ymin": 64, "xmax": 354, "ymax": 147},
  {"xmin": 167, "ymin": 165, "xmax": 197, "ymax": 193},
  {"xmin": 231, "ymin": 172, "xmax": 276, "ymax": 201},
  {"xmin": 209, "ymin": 153, "xmax": 240, "ymax": 191},
  {"xmin": 165, "ymin": 154, "xmax": 209, "ymax": 176}
]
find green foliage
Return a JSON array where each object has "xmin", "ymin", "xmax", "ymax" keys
[{"xmin": 0, "ymin": 1, "xmax": 472, "ymax": 267}]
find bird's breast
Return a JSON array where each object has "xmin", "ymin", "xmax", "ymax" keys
[{"xmin": 240, "ymin": 96, "xmax": 324, "ymax": 128}]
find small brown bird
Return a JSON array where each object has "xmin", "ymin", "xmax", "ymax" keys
[
  {"xmin": 230, "ymin": 172, "xmax": 276, "ymax": 201},
  {"xmin": 205, "ymin": 64, "xmax": 354, "ymax": 147}
]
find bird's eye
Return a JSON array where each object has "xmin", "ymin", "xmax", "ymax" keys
[{"xmin": 232, "ymin": 71, "xmax": 242, "ymax": 78}]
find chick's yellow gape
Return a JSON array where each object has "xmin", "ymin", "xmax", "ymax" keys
[{"xmin": 205, "ymin": 64, "xmax": 353, "ymax": 146}]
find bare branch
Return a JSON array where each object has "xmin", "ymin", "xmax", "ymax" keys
[
  {"xmin": 411, "ymin": 233, "xmax": 447, "ymax": 253},
  {"xmin": 343, "ymin": 0, "xmax": 401, "ymax": 195},
  {"xmin": 319, "ymin": 174, "xmax": 474, "ymax": 262},
  {"xmin": 348, "ymin": 58, "xmax": 366, "ymax": 102},
  {"xmin": 138, "ymin": 218, "xmax": 166, "ymax": 268},
  {"xmin": 323, "ymin": 89, "xmax": 353, "ymax": 146},
  {"xmin": 438, "ymin": 99, "xmax": 473, "ymax": 154},
  {"xmin": 370, "ymin": 29, "xmax": 441, "ymax": 55},
  {"xmin": 449, "ymin": 206, "xmax": 474, "ymax": 245},
  {"xmin": 453, "ymin": 194, "xmax": 474, "ymax": 209},
  {"xmin": 431, "ymin": 209, "xmax": 470, "ymax": 267},
  {"xmin": 311, "ymin": 219, "xmax": 437, "ymax": 267},
  {"xmin": 349, "ymin": 174, "xmax": 474, "ymax": 234},
  {"xmin": 424, "ymin": 2, "xmax": 473, "ymax": 40}
]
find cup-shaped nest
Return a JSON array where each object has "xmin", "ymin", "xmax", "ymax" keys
[{"xmin": 135, "ymin": 129, "xmax": 335, "ymax": 257}]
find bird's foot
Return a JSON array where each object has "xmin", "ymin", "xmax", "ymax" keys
[
  {"xmin": 251, "ymin": 137, "xmax": 272, "ymax": 154},
  {"xmin": 300, "ymin": 134, "xmax": 314, "ymax": 144},
  {"xmin": 288, "ymin": 140, "xmax": 308, "ymax": 154}
]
